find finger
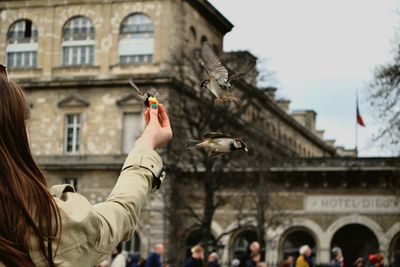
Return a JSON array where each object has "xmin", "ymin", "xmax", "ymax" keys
[
  {"xmin": 149, "ymin": 102, "xmax": 159, "ymax": 124},
  {"xmin": 158, "ymin": 104, "xmax": 170, "ymax": 127},
  {"xmin": 144, "ymin": 108, "xmax": 150, "ymax": 125}
]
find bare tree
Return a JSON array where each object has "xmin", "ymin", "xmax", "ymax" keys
[
  {"xmin": 162, "ymin": 44, "xmax": 292, "ymax": 265},
  {"xmin": 368, "ymin": 48, "xmax": 400, "ymax": 154}
]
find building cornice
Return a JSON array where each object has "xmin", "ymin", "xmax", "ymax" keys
[
  {"xmin": 185, "ymin": 0, "xmax": 233, "ymax": 35},
  {"xmin": 236, "ymin": 80, "xmax": 337, "ymax": 156},
  {"xmin": 21, "ymin": 75, "xmax": 336, "ymax": 156},
  {"xmin": 19, "ymin": 75, "xmax": 176, "ymax": 90},
  {"xmin": 36, "ymin": 155, "xmax": 399, "ymax": 173},
  {"xmin": 36, "ymin": 155, "xmax": 125, "ymax": 170}
]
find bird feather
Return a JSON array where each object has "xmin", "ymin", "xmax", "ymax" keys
[
  {"xmin": 204, "ymin": 132, "xmax": 233, "ymax": 139},
  {"xmin": 227, "ymin": 60, "xmax": 257, "ymax": 83},
  {"xmin": 129, "ymin": 80, "xmax": 143, "ymax": 95},
  {"xmin": 201, "ymin": 42, "xmax": 228, "ymax": 86}
]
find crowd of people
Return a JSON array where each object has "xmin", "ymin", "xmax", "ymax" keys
[
  {"xmin": 95, "ymin": 242, "xmax": 386, "ymax": 267},
  {"xmin": 183, "ymin": 241, "xmax": 265, "ymax": 267},
  {"xmin": 280, "ymin": 245, "xmax": 384, "ymax": 267},
  {"xmin": 95, "ymin": 244, "xmax": 165, "ymax": 267}
]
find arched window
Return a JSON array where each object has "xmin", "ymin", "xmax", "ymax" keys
[
  {"xmin": 62, "ymin": 16, "xmax": 95, "ymax": 66},
  {"xmin": 189, "ymin": 26, "xmax": 197, "ymax": 45},
  {"xmin": 331, "ymin": 224, "xmax": 379, "ymax": 267},
  {"xmin": 119, "ymin": 13, "xmax": 154, "ymax": 64},
  {"xmin": 282, "ymin": 228, "xmax": 316, "ymax": 259},
  {"xmin": 390, "ymin": 232, "xmax": 400, "ymax": 267},
  {"xmin": 232, "ymin": 229, "xmax": 258, "ymax": 260},
  {"xmin": 7, "ymin": 19, "xmax": 38, "ymax": 68},
  {"xmin": 200, "ymin": 35, "xmax": 208, "ymax": 45}
]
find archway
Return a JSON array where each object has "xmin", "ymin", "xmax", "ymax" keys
[
  {"xmin": 281, "ymin": 228, "xmax": 316, "ymax": 260},
  {"xmin": 390, "ymin": 233, "xmax": 400, "ymax": 267},
  {"xmin": 331, "ymin": 224, "xmax": 379, "ymax": 267},
  {"xmin": 231, "ymin": 228, "xmax": 258, "ymax": 260}
]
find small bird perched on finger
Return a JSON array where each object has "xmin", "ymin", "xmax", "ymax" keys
[
  {"xmin": 185, "ymin": 132, "xmax": 248, "ymax": 158},
  {"xmin": 200, "ymin": 42, "xmax": 256, "ymax": 105},
  {"xmin": 129, "ymin": 79, "xmax": 158, "ymax": 107}
]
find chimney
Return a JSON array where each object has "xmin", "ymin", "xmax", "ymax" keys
[
  {"xmin": 291, "ymin": 110, "xmax": 317, "ymax": 132},
  {"xmin": 259, "ymin": 87, "xmax": 277, "ymax": 100},
  {"xmin": 336, "ymin": 146, "xmax": 357, "ymax": 157},
  {"xmin": 276, "ymin": 99, "xmax": 290, "ymax": 113},
  {"xmin": 325, "ymin": 139, "xmax": 335, "ymax": 146},
  {"xmin": 316, "ymin": 130, "xmax": 325, "ymax": 139}
]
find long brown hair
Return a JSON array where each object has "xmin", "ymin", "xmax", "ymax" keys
[{"xmin": 0, "ymin": 75, "xmax": 61, "ymax": 266}]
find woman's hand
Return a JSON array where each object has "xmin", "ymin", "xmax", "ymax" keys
[{"xmin": 134, "ymin": 103, "xmax": 173, "ymax": 150}]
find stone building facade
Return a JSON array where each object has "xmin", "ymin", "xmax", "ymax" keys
[{"xmin": 0, "ymin": 0, "xmax": 398, "ymax": 267}]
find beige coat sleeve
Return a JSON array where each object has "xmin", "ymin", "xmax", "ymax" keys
[
  {"xmin": 92, "ymin": 148, "xmax": 163, "ymax": 253},
  {"xmin": 36, "ymin": 148, "xmax": 164, "ymax": 266}
]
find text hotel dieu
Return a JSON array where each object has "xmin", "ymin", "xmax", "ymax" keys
[{"xmin": 304, "ymin": 195, "xmax": 400, "ymax": 213}]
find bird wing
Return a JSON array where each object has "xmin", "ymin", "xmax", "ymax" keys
[
  {"xmin": 201, "ymin": 42, "xmax": 228, "ymax": 85},
  {"xmin": 129, "ymin": 80, "xmax": 143, "ymax": 96},
  {"xmin": 206, "ymin": 76, "xmax": 224, "ymax": 98},
  {"xmin": 204, "ymin": 132, "xmax": 233, "ymax": 139},
  {"xmin": 227, "ymin": 60, "xmax": 256, "ymax": 83},
  {"xmin": 147, "ymin": 87, "xmax": 157, "ymax": 97},
  {"xmin": 208, "ymin": 151, "xmax": 225, "ymax": 158}
]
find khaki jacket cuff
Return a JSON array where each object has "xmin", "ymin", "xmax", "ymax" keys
[{"xmin": 122, "ymin": 148, "xmax": 164, "ymax": 193}]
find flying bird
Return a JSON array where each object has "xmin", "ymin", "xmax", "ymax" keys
[
  {"xmin": 185, "ymin": 132, "xmax": 248, "ymax": 158},
  {"xmin": 129, "ymin": 80, "xmax": 157, "ymax": 107},
  {"xmin": 200, "ymin": 42, "xmax": 256, "ymax": 105}
]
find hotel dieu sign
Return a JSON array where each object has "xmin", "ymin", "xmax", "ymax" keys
[{"xmin": 304, "ymin": 195, "xmax": 400, "ymax": 213}]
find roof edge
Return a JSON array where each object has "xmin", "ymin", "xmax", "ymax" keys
[{"xmin": 185, "ymin": 0, "xmax": 233, "ymax": 34}]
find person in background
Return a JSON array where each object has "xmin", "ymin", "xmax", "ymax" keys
[
  {"xmin": 146, "ymin": 244, "xmax": 165, "ymax": 267},
  {"xmin": 281, "ymin": 256, "xmax": 294, "ymax": 267},
  {"xmin": 138, "ymin": 256, "xmax": 147, "ymax": 267},
  {"xmin": 111, "ymin": 251, "xmax": 129, "ymax": 267},
  {"xmin": 183, "ymin": 245, "xmax": 204, "ymax": 267},
  {"xmin": 232, "ymin": 259, "xmax": 241, "ymax": 267},
  {"xmin": 240, "ymin": 242, "xmax": 261, "ymax": 267},
  {"xmin": 353, "ymin": 257, "xmax": 365, "ymax": 267},
  {"xmin": 250, "ymin": 253, "xmax": 261, "ymax": 267},
  {"xmin": 208, "ymin": 252, "xmax": 221, "ymax": 267},
  {"xmin": 331, "ymin": 247, "xmax": 344, "ymax": 267},
  {"xmin": 127, "ymin": 254, "xmax": 141, "ymax": 267},
  {"xmin": 295, "ymin": 245, "xmax": 313, "ymax": 267},
  {"xmin": 368, "ymin": 254, "xmax": 384, "ymax": 267}
]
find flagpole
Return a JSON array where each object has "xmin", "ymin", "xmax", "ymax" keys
[{"xmin": 355, "ymin": 89, "xmax": 358, "ymax": 157}]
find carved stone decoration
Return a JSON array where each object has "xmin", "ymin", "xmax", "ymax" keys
[
  {"xmin": 116, "ymin": 92, "xmax": 142, "ymax": 107},
  {"xmin": 58, "ymin": 94, "xmax": 90, "ymax": 108}
]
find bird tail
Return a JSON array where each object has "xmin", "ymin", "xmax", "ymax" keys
[{"xmin": 185, "ymin": 139, "xmax": 202, "ymax": 150}]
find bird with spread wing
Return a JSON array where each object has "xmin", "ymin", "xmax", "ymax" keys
[
  {"xmin": 200, "ymin": 42, "xmax": 256, "ymax": 105},
  {"xmin": 129, "ymin": 80, "xmax": 158, "ymax": 107},
  {"xmin": 185, "ymin": 132, "xmax": 248, "ymax": 158}
]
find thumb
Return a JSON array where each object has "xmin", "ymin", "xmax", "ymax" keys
[{"xmin": 149, "ymin": 103, "xmax": 159, "ymax": 124}]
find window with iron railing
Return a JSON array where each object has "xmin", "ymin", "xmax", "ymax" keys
[
  {"xmin": 119, "ymin": 13, "xmax": 154, "ymax": 65},
  {"xmin": 6, "ymin": 19, "xmax": 38, "ymax": 68},
  {"xmin": 62, "ymin": 16, "xmax": 95, "ymax": 66}
]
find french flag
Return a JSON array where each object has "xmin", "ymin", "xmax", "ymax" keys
[{"xmin": 357, "ymin": 100, "xmax": 365, "ymax": 127}]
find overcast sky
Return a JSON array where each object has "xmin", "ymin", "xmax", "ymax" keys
[{"xmin": 208, "ymin": 0, "xmax": 399, "ymax": 156}]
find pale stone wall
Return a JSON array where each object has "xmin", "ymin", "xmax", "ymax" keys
[
  {"xmin": 27, "ymin": 86, "xmax": 168, "ymax": 155},
  {"xmin": 27, "ymin": 87, "xmax": 134, "ymax": 155},
  {"xmin": 182, "ymin": 1, "xmax": 224, "ymax": 50},
  {"xmin": 0, "ymin": 0, "xmax": 335, "ymax": 158}
]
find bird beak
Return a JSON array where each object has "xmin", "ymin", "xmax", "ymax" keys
[{"xmin": 245, "ymin": 147, "xmax": 248, "ymax": 152}]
